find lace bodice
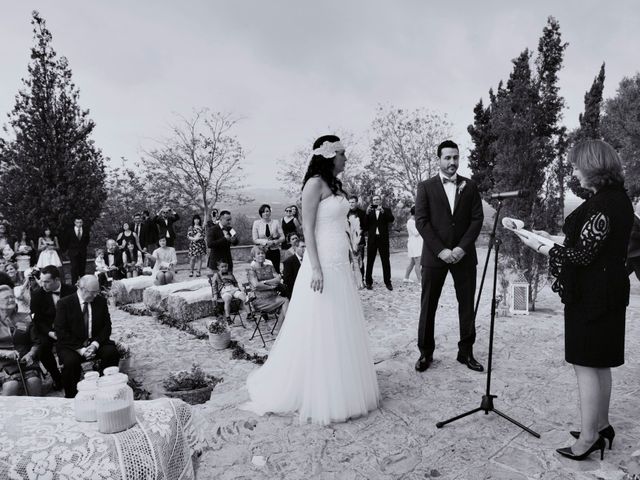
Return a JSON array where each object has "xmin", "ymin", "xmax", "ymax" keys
[{"xmin": 314, "ymin": 195, "xmax": 350, "ymax": 268}]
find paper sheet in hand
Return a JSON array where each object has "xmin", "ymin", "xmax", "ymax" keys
[{"xmin": 501, "ymin": 217, "xmax": 559, "ymax": 247}]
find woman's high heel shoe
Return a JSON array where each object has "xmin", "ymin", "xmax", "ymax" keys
[
  {"xmin": 556, "ymin": 436, "xmax": 606, "ymax": 461},
  {"xmin": 570, "ymin": 425, "xmax": 615, "ymax": 449}
]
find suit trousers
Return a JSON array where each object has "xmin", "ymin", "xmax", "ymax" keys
[
  {"xmin": 39, "ymin": 337, "xmax": 62, "ymax": 384},
  {"xmin": 69, "ymin": 253, "xmax": 87, "ymax": 285},
  {"xmin": 365, "ymin": 235, "xmax": 391, "ymax": 285},
  {"xmin": 58, "ymin": 344, "xmax": 120, "ymax": 398},
  {"xmin": 265, "ymin": 249, "xmax": 281, "ymax": 274},
  {"xmin": 417, "ymin": 262, "xmax": 477, "ymax": 357}
]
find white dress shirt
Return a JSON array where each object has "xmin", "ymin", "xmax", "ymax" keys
[{"xmin": 439, "ymin": 172, "xmax": 457, "ymax": 214}]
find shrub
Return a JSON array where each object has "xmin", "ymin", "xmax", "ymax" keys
[{"xmin": 162, "ymin": 363, "xmax": 222, "ymax": 392}]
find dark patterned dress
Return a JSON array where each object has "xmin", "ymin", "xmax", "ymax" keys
[
  {"xmin": 549, "ymin": 184, "xmax": 632, "ymax": 367},
  {"xmin": 187, "ymin": 226, "xmax": 207, "ymax": 258}
]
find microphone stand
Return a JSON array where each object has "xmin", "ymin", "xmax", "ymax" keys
[{"xmin": 435, "ymin": 199, "xmax": 540, "ymax": 438}]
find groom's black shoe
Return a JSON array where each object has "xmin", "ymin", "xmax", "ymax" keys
[
  {"xmin": 415, "ymin": 355, "xmax": 432, "ymax": 372},
  {"xmin": 456, "ymin": 352, "xmax": 484, "ymax": 372},
  {"xmin": 385, "ymin": 283, "xmax": 393, "ymax": 291},
  {"xmin": 365, "ymin": 284, "xmax": 373, "ymax": 290}
]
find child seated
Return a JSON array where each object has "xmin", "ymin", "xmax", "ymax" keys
[{"xmin": 212, "ymin": 260, "xmax": 246, "ymax": 324}]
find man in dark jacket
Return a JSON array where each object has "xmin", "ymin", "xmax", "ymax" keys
[
  {"xmin": 154, "ymin": 207, "xmax": 180, "ymax": 247},
  {"xmin": 54, "ymin": 275, "xmax": 120, "ymax": 398},
  {"xmin": 206, "ymin": 210, "xmax": 239, "ymax": 272},
  {"xmin": 63, "ymin": 218, "xmax": 90, "ymax": 284},
  {"xmin": 282, "ymin": 240, "xmax": 305, "ymax": 298},
  {"xmin": 30, "ymin": 265, "xmax": 76, "ymax": 389},
  {"xmin": 626, "ymin": 206, "xmax": 640, "ymax": 280},
  {"xmin": 364, "ymin": 194, "xmax": 395, "ymax": 290},
  {"xmin": 414, "ymin": 140, "xmax": 484, "ymax": 373}
]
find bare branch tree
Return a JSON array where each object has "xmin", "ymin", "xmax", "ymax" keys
[{"xmin": 142, "ymin": 109, "xmax": 250, "ymax": 218}]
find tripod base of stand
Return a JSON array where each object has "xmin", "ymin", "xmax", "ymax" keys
[{"xmin": 436, "ymin": 395, "xmax": 540, "ymax": 438}]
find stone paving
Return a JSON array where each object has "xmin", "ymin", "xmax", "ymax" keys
[{"xmin": 109, "ymin": 251, "xmax": 640, "ymax": 479}]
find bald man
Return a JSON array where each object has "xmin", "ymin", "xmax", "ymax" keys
[{"xmin": 54, "ymin": 275, "xmax": 120, "ymax": 398}]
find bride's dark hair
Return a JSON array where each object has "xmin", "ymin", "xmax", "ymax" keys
[{"xmin": 302, "ymin": 135, "xmax": 346, "ymax": 195}]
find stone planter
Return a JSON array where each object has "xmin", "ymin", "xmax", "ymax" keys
[
  {"xmin": 164, "ymin": 385, "xmax": 214, "ymax": 405},
  {"xmin": 209, "ymin": 331, "xmax": 231, "ymax": 350}
]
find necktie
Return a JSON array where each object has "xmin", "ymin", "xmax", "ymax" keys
[
  {"xmin": 136, "ymin": 224, "xmax": 140, "ymax": 237},
  {"xmin": 76, "ymin": 228, "xmax": 81, "ymax": 240},
  {"xmin": 265, "ymin": 223, "xmax": 271, "ymax": 239},
  {"xmin": 82, "ymin": 302, "xmax": 90, "ymax": 339}
]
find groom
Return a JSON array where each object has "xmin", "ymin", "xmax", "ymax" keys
[{"xmin": 414, "ymin": 140, "xmax": 484, "ymax": 372}]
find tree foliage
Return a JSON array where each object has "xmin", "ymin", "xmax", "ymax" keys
[
  {"xmin": 0, "ymin": 11, "xmax": 106, "ymax": 242},
  {"xmin": 369, "ymin": 105, "xmax": 452, "ymax": 202},
  {"xmin": 468, "ymin": 17, "xmax": 568, "ymax": 309},
  {"xmin": 141, "ymin": 109, "xmax": 251, "ymax": 220},
  {"xmin": 568, "ymin": 63, "xmax": 606, "ymax": 199},
  {"xmin": 601, "ymin": 73, "xmax": 640, "ymax": 200}
]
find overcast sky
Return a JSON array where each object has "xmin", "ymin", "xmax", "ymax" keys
[{"xmin": 1, "ymin": 1, "xmax": 639, "ymax": 188}]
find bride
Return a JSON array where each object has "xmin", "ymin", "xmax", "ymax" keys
[{"xmin": 240, "ymin": 135, "xmax": 380, "ymax": 425}]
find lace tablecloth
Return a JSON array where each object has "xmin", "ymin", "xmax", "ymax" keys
[{"xmin": 0, "ymin": 396, "xmax": 208, "ymax": 480}]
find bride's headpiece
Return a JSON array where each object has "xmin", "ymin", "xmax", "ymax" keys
[{"xmin": 312, "ymin": 140, "xmax": 345, "ymax": 159}]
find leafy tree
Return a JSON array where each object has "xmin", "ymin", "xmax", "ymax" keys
[
  {"xmin": 568, "ymin": 63, "xmax": 606, "ymax": 199},
  {"xmin": 467, "ymin": 97, "xmax": 496, "ymax": 195},
  {"xmin": 369, "ymin": 105, "xmax": 452, "ymax": 202},
  {"xmin": 141, "ymin": 109, "xmax": 251, "ymax": 220},
  {"xmin": 601, "ymin": 73, "xmax": 640, "ymax": 200},
  {"xmin": 0, "ymin": 11, "xmax": 106, "ymax": 242}
]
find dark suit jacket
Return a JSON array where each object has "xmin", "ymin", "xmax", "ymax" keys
[
  {"xmin": 63, "ymin": 226, "xmax": 90, "ymax": 257},
  {"xmin": 415, "ymin": 174, "xmax": 484, "ymax": 267},
  {"xmin": 282, "ymin": 254, "xmax": 301, "ymax": 298},
  {"xmin": 154, "ymin": 213, "xmax": 180, "ymax": 242},
  {"xmin": 627, "ymin": 215, "xmax": 640, "ymax": 259},
  {"xmin": 102, "ymin": 250, "xmax": 126, "ymax": 279},
  {"xmin": 364, "ymin": 207, "xmax": 395, "ymax": 243},
  {"xmin": 30, "ymin": 284, "xmax": 76, "ymax": 341},
  {"xmin": 54, "ymin": 293, "xmax": 113, "ymax": 350},
  {"xmin": 206, "ymin": 223, "xmax": 238, "ymax": 270},
  {"xmin": 135, "ymin": 219, "xmax": 158, "ymax": 248}
]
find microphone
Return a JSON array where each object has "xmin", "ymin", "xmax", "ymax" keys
[{"xmin": 489, "ymin": 190, "xmax": 527, "ymax": 200}]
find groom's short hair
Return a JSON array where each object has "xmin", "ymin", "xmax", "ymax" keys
[{"xmin": 437, "ymin": 140, "xmax": 459, "ymax": 158}]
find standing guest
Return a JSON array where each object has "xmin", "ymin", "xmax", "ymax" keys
[
  {"xmin": 348, "ymin": 195, "xmax": 367, "ymax": 284},
  {"xmin": 364, "ymin": 194, "xmax": 395, "ymax": 290},
  {"xmin": 404, "ymin": 206, "xmax": 423, "ymax": 283},
  {"xmin": 414, "ymin": 140, "xmax": 484, "ymax": 373},
  {"xmin": 147, "ymin": 237, "xmax": 177, "ymax": 285},
  {"xmin": 518, "ymin": 140, "xmax": 631, "ymax": 461},
  {"xmin": 247, "ymin": 246, "xmax": 289, "ymax": 327},
  {"xmin": 139, "ymin": 210, "xmax": 158, "ymax": 252},
  {"xmin": 36, "ymin": 227, "xmax": 62, "ymax": 269},
  {"xmin": 282, "ymin": 240, "xmax": 305, "ymax": 298},
  {"xmin": 290, "ymin": 205, "xmax": 300, "ymax": 221},
  {"xmin": 625, "ymin": 202, "xmax": 640, "ymax": 280},
  {"xmin": 122, "ymin": 243, "xmax": 143, "ymax": 278},
  {"xmin": 154, "ymin": 206, "xmax": 180, "ymax": 248},
  {"xmin": 63, "ymin": 218, "xmax": 90, "ymax": 285},
  {"xmin": 207, "ymin": 210, "xmax": 239, "ymax": 272},
  {"xmin": 0, "ymin": 224, "xmax": 11, "ymax": 251},
  {"xmin": 14, "ymin": 231, "xmax": 36, "ymax": 278},
  {"xmin": 281, "ymin": 205, "xmax": 301, "ymax": 250},
  {"xmin": 252, "ymin": 204, "xmax": 284, "ymax": 274},
  {"xmin": 187, "ymin": 214, "xmax": 207, "ymax": 277},
  {"xmin": 212, "ymin": 260, "xmax": 246, "ymax": 324},
  {"xmin": 30, "ymin": 265, "xmax": 75, "ymax": 390},
  {"xmin": 281, "ymin": 232, "xmax": 300, "ymax": 262},
  {"xmin": 0, "ymin": 285, "xmax": 42, "ymax": 396},
  {"xmin": 54, "ymin": 275, "xmax": 120, "ymax": 398},
  {"xmin": 116, "ymin": 222, "xmax": 142, "ymax": 252}
]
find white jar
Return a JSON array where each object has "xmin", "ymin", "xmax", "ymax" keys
[
  {"xmin": 74, "ymin": 371, "xmax": 100, "ymax": 422},
  {"xmin": 95, "ymin": 372, "xmax": 136, "ymax": 433}
]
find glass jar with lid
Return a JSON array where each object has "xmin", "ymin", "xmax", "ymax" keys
[
  {"xmin": 74, "ymin": 371, "xmax": 100, "ymax": 422},
  {"xmin": 95, "ymin": 369, "xmax": 136, "ymax": 433}
]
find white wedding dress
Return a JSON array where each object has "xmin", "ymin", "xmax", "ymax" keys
[{"xmin": 240, "ymin": 195, "xmax": 380, "ymax": 425}]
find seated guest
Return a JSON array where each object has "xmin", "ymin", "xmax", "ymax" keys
[
  {"xmin": 0, "ymin": 285, "xmax": 42, "ymax": 396},
  {"xmin": 54, "ymin": 275, "xmax": 120, "ymax": 398},
  {"xmin": 30, "ymin": 265, "xmax": 76, "ymax": 389},
  {"xmin": 95, "ymin": 240, "xmax": 126, "ymax": 289},
  {"xmin": 282, "ymin": 240, "xmax": 305, "ymax": 298},
  {"xmin": 281, "ymin": 232, "xmax": 301, "ymax": 262},
  {"xmin": 212, "ymin": 260, "xmax": 247, "ymax": 324},
  {"xmin": 147, "ymin": 237, "xmax": 177, "ymax": 286},
  {"xmin": 123, "ymin": 242, "xmax": 143, "ymax": 278},
  {"xmin": 0, "ymin": 271, "xmax": 15, "ymax": 288},
  {"xmin": 2, "ymin": 262, "xmax": 19, "ymax": 285},
  {"xmin": 247, "ymin": 246, "xmax": 289, "ymax": 327}
]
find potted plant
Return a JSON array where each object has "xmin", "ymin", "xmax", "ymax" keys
[
  {"xmin": 208, "ymin": 317, "xmax": 231, "ymax": 350},
  {"xmin": 162, "ymin": 363, "xmax": 222, "ymax": 405},
  {"xmin": 116, "ymin": 342, "xmax": 132, "ymax": 373}
]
